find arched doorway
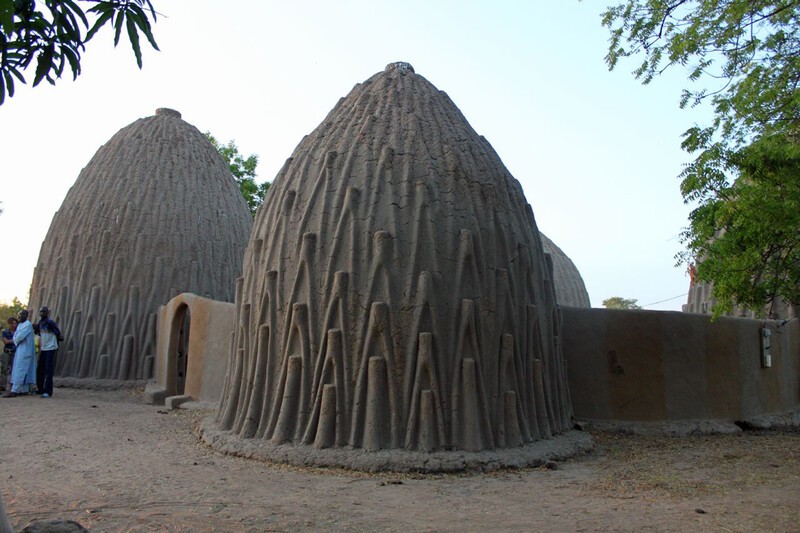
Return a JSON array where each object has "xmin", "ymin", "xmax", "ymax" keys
[
  {"xmin": 167, "ymin": 303, "xmax": 191, "ymax": 396},
  {"xmin": 145, "ymin": 293, "xmax": 237, "ymax": 406},
  {"xmin": 176, "ymin": 306, "xmax": 191, "ymax": 394}
]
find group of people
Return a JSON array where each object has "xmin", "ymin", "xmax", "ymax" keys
[{"xmin": 0, "ymin": 307, "xmax": 62, "ymax": 398}]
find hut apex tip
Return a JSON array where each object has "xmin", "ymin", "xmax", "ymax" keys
[
  {"xmin": 156, "ymin": 108, "xmax": 181, "ymax": 118},
  {"xmin": 385, "ymin": 62, "xmax": 415, "ymax": 74}
]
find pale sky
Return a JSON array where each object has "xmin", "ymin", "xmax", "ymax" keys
[{"xmin": 0, "ymin": 1, "xmax": 703, "ymax": 310}]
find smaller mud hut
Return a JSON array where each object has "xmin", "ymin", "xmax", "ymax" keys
[
  {"xmin": 29, "ymin": 108, "xmax": 252, "ymax": 381},
  {"xmin": 540, "ymin": 233, "xmax": 591, "ymax": 308}
]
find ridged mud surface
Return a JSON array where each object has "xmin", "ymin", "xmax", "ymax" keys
[
  {"xmin": 29, "ymin": 108, "xmax": 252, "ymax": 380},
  {"xmin": 540, "ymin": 233, "xmax": 590, "ymax": 308},
  {"xmin": 212, "ymin": 63, "xmax": 576, "ymax": 468}
]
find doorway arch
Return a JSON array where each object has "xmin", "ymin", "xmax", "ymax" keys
[
  {"xmin": 167, "ymin": 302, "xmax": 191, "ymax": 396},
  {"xmin": 145, "ymin": 293, "xmax": 236, "ymax": 406}
]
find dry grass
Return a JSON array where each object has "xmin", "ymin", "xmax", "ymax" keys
[{"xmin": 586, "ymin": 428, "xmax": 800, "ymax": 499}]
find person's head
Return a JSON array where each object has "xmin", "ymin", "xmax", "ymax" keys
[
  {"xmin": 7, "ymin": 317, "xmax": 18, "ymax": 330},
  {"xmin": 39, "ymin": 306, "xmax": 49, "ymax": 319},
  {"xmin": 18, "ymin": 310, "xmax": 28, "ymax": 322}
]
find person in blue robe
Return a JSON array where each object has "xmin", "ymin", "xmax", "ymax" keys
[{"xmin": 3, "ymin": 310, "xmax": 35, "ymax": 397}]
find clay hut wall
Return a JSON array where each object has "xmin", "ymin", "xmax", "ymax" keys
[
  {"xmin": 540, "ymin": 233, "xmax": 591, "ymax": 308},
  {"xmin": 29, "ymin": 108, "xmax": 252, "ymax": 380},
  {"xmin": 145, "ymin": 293, "xmax": 235, "ymax": 405},
  {"xmin": 213, "ymin": 63, "xmax": 573, "ymax": 460},
  {"xmin": 563, "ymin": 307, "xmax": 800, "ymax": 422}
]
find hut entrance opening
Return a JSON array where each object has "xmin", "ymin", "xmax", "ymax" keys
[
  {"xmin": 167, "ymin": 303, "xmax": 192, "ymax": 396},
  {"xmin": 176, "ymin": 308, "xmax": 191, "ymax": 395}
]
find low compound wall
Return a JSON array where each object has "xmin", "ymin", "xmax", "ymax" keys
[
  {"xmin": 562, "ymin": 308, "xmax": 800, "ymax": 422},
  {"xmin": 145, "ymin": 293, "xmax": 234, "ymax": 405},
  {"xmin": 145, "ymin": 300, "xmax": 800, "ymax": 423}
]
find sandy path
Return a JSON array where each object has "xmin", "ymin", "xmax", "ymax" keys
[{"xmin": 1, "ymin": 388, "xmax": 798, "ymax": 532}]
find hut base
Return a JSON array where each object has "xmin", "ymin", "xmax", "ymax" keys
[{"xmin": 200, "ymin": 421, "xmax": 593, "ymax": 473}]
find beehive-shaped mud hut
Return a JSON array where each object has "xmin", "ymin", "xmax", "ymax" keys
[
  {"xmin": 29, "ymin": 108, "xmax": 252, "ymax": 381},
  {"xmin": 209, "ymin": 63, "xmax": 581, "ymax": 470},
  {"xmin": 540, "ymin": 233, "xmax": 591, "ymax": 308}
]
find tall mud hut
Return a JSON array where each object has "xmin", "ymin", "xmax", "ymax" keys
[
  {"xmin": 209, "ymin": 63, "xmax": 578, "ymax": 470},
  {"xmin": 29, "ymin": 108, "xmax": 252, "ymax": 381}
]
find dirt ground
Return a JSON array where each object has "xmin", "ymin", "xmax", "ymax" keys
[{"xmin": 1, "ymin": 387, "xmax": 798, "ymax": 532}]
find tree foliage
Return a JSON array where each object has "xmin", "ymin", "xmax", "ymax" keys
[
  {"xmin": 602, "ymin": 296, "xmax": 643, "ymax": 309},
  {"xmin": 205, "ymin": 132, "xmax": 270, "ymax": 216},
  {"xmin": 0, "ymin": 0, "xmax": 159, "ymax": 105},
  {"xmin": 601, "ymin": 1, "xmax": 800, "ymax": 316},
  {"xmin": 681, "ymin": 131, "xmax": 800, "ymax": 315},
  {"xmin": 0, "ymin": 297, "xmax": 26, "ymax": 321}
]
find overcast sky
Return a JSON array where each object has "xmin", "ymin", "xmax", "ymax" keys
[{"xmin": 0, "ymin": 1, "xmax": 705, "ymax": 310}]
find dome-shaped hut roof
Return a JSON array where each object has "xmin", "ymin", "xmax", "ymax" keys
[
  {"xmin": 211, "ymin": 63, "xmax": 575, "ymax": 470},
  {"xmin": 540, "ymin": 233, "xmax": 591, "ymax": 308},
  {"xmin": 29, "ymin": 108, "xmax": 252, "ymax": 380}
]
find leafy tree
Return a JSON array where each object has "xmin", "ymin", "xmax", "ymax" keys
[
  {"xmin": 682, "ymin": 132, "xmax": 800, "ymax": 315},
  {"xmin": 0, "ymin": 297, "xmax": 27, "ymax": 321},
  {"xmin": 600, "ymin": 1, "xmax": 800, "ymax": 316},
  {"xmin": 205, "ymin": 132, "xmax": 270, "ymax": 216},
  {"xmin": 602, "ymin": 296, "xmax": 643, "ymax": 309},
  {"xmin": 0, "ymin": 0, "xmax": 159, "ymax": 105}
]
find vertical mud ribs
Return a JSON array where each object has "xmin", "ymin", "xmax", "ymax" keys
[
  {"xmin": 216, "ymin": 62, "xmax": 573, "ymax": 457},
  {"xmin": 29, "ymin": 108, "xmax": 252, "ymax": 381}
]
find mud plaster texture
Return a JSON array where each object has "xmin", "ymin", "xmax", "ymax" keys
[
  {"xmin": 539, "ymin": 232, "xmax": 591, "ymax": 308},
  {"xmin": 145, "ymin": 293, "xmax": 236, "ymax": 405},
  {"xmin": 577, "ymin": 408, "xmax": 800, "ymax": 437},
  {"xmin": 28, "ymin": 108, "xmax": 252, "ymax": 382},
  {"xmin": 563, "ymin": 308, "xmax": 800, "ymax": 423},
  {"xmin": 212, "ymin": 62, "xmax": 573, "ymax": 469},
  {"xmin": 202, "ymin": 418, "xmax": 593, "ymax": 473}
]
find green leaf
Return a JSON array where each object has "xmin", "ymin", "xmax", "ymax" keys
[
  {"xmin": 7, "ymin": 65, "xmax": 26, "ymax": 84},
  {"xmin": 62, "ymin": 45, "xmax": 81, "ymax": 79},
  {"xmin": 54, "ymin": 48, "xmax": 66, "ymax": 78},
  {"xmin": 0, "ymin": 0, "xmax": 14, "ymax": 34},
  {"xmin": 32, "ymin": 48, "xmax": 54, "ymax": 87},
  {"xmin": 126, "ymin": 14, "xmax": 142, "ymax": 68},
  {"xmin": 113, "ymin": 9, "xmax": 125, "ymax": 46},
  {"xmin": 142, "ymin": 0, "xmax": 158, "ymax": 21},
  {"xmin": 85, "ymin": 9, "xmax": 113, "ymax": 42},
  {"xmin": 128, "ymin": 3, "xmax": 159, "ymax": 51},
  {"xmin": 61, "ymin": 0, "xmax": 89, "ymax": 27}
]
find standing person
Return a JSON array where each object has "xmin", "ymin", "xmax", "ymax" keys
[
  {"xmin": 36, "ymin": 307, "xmax": 61, "ymax": 398},
  {"xmin": 3, "ymin": 310, "xmax": 35, "ymax": 398},
  {"xmin": 1, "ymin": 317, "xmax": 18, "ymax": 391},
  {"xmin": 32, "ymin": 327, "xmax": 40, "ymax": 394}
]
